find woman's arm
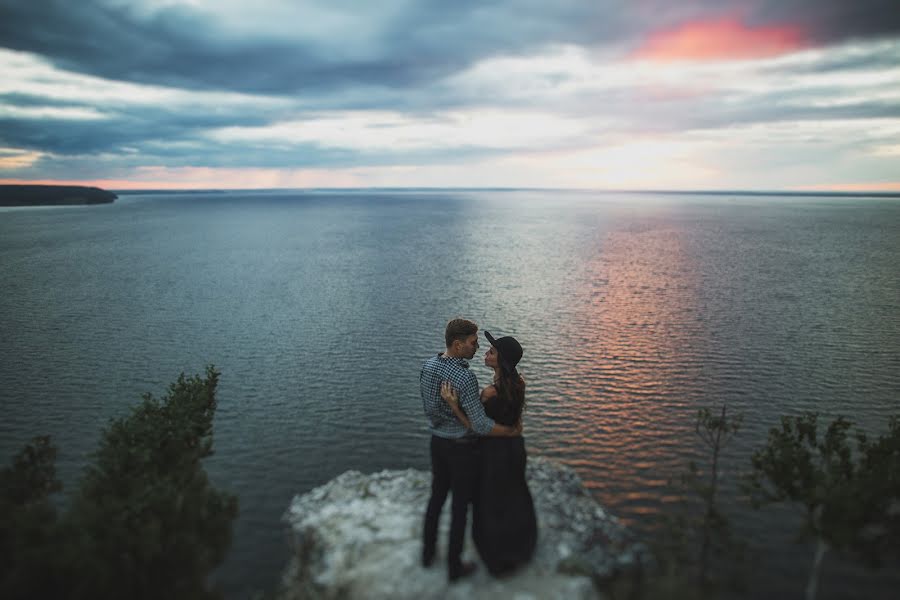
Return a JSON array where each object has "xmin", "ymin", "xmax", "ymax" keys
[
  {"xmin": 444, "ymin": 381, "xmax": 521, "ymax": 437},
  {"xmin": 441, "ymin": 381, "xmax": 472, "ymax": 430}
]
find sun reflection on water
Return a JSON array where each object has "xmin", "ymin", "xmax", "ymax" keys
[{"xmin": 530, "ymin": 219, "xmax": 712, "ymax": 524}]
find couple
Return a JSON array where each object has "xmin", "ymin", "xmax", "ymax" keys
[{"xmin": 419, "ymin": 318, "xmax": 537, "ymax": 582}]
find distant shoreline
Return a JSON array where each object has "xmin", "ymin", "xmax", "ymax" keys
[
  {"xmin": 617, "ymin": 189, "xmax": 900, "ymax": 198},
  {"xmin": 5, "ymin": 185, "xmax": 899, "ymax": 200},
  {"xmin": 114, "ymin": 189, "xmax": 227, "ymax": 196},
  {"xmin": 110, "ymin": 187, "xmax": 900, "ymax": 198},
  {"xmin": 0, "ymin": 185, "xmax": 117, "ymax": 207}
]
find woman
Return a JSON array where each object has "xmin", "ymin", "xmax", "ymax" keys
[{"xmin": 440, "ymin": 330, "xmax": 538, "ymax": 576}]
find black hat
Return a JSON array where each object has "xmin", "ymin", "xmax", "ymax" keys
[{"xmin": 484, "ymin": 331, "xmax": 523, "ymax": 371}]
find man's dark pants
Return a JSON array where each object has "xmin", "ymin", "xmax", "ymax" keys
[{"xmin": 422, "ymin": 435, "xmax": 480, "ymax": 574}]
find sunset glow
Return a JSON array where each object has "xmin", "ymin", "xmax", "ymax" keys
[
  {"xmin": 793, "ymin": 182, "xmax": 900, "ymax": 192},
  {"xmin": 634, "ymin": 18, "xmax": 808, "ymax": 61}
]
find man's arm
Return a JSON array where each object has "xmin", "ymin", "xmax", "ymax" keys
[
  {"xmin": 487, "ymin": 422, "xmax": 521, "ymax": 437},
  {"xmin": 456, "ymin": 374, "xmax": 494, "ymax": 435}
]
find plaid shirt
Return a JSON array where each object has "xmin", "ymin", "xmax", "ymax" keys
[{"xmin": 420, "ymin": 353, "xmax": 495, "ymax": 438}]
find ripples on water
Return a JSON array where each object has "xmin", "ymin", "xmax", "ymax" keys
[{"xmin": 1, "ymin": 190, "xmax": 898, "ymax": 599}]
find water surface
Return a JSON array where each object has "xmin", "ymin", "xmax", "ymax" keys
[{"xmin": 1, "ymin": 190, "xmax": 898, "ymax": 598}]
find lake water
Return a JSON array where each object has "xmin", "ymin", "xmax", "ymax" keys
[{"xmin": 1, "ymin": 189, "xmax": 898, "ymax": 599}]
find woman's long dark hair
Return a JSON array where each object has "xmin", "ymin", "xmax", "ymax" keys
[{"xmin": 494, "ymin": 353, "xmax": 526, "ymax": 425}]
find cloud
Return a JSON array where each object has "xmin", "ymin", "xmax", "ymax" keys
[
  {"xmin": 207, "ymin": 109, "xmax": 588, "ymax": 153},
  {"xmin": 1, "ymin": 1, "xmax": 899, "ymax": 189},
  {"xmin": 632, "ymin": 18, "xmax": 808, "ymax": 61},
  {"xmin": 2, "ymin": 1, "xmax": 897, "ymax": 96},
  {"xmin": 0, "ymin": 147, "xmax": 42, "ymax": 170}
]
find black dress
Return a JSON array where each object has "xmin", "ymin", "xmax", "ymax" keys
[{"xmin": 472, "ymin": 393, "xmax": 538, "ymax": 576}]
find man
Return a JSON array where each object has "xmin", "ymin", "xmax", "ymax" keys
[{"xmin": 420, "ymin": 318, "xmax": 521, "ymax": 582}]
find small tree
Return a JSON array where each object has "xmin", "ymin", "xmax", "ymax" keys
[
  {"xmin": 693, "ymin": 406, "xmax": 743, "ymax": 587},
  {"xmin": 745, "ymin": 412, "xmax": 900, "ymax": 600},
  {"xmin": 649, "ymin": 405, "xmax": 745, "ymax": 599},
  {"xmin": 0, "ymin": 366, "xmax": 237, "ymax": 600},
  {"xmin": 0, "ymin": 436, "xmax": 67, "ymax": 600},
  {"xmin": 845, "ymin": 416, "xmax": 900, "ymax": 566}
]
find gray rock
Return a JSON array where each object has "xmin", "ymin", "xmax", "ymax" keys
[{"xmin": 278, "ymin": 457, "xmax": 648, "ymax": 600}]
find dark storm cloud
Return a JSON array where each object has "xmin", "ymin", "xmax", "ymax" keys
[
  {"xmin": 1, "ymin": 0, "xmax": 326, "ymax": 94},
  {"xmin": 0, "ymin": 119, "xmax": 134, "ymax": 155},
  {"xmin": 0, "ymin": 102, "xmax": 279, "ymax": 155},
  {"xmin": 4, "ymin": 1, "xmax": 896, "ymax": 97},
  {"xmin": 592, "ymin": 86, "xmax": 900, "ymax": 136},
  {"xmin": 0, "ymin": 92, "xmax": 84, "ymax": 108},
  {"xmin": 0, "ymin": 0, "xmax": 447, "ymax": 94},
  {"xmin": 0, "ymin": 0, "xmax": 550, "ymax": 94},
  {"xmin": 4, "ymin": 126, "xmax": 506, "ymax": 185},
  {"xmin": 762, "ymin": 40, "xmax": 900, "ymax": 76},
  {"xmin": 774, "ymin": 0, "xmax": 900, "ymax": 44},
  {"xmin": 686, "ymin": 96, "xmax": 900, "ymax": 130},
  {"xmin": 0, "ymin": 106, "xmax": 503, "ymax": 171}
]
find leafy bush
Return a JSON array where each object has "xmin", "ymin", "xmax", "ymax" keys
[
  {"xmin": 0, "ymin": 436, "xmax": 66, "ymax": 599},
  {"xmin": 0, "ymin": 366, "xmax": 237, "ymax": 600},
  {"xmin": 745, "ymin": 412, "xmax": 900, "ymax": 600}
]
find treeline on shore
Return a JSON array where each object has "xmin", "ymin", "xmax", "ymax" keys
[{"xmin": 0, "ymin": 185, "xmax": 117, "ymax": 207}]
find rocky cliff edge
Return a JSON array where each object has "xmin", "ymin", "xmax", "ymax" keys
[{"xmin": 278, "ymin": 457, "xmax": 649, "ymax": 600}]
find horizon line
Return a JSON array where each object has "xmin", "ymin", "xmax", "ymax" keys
[
  {"xmin": 107, "ymin": 186, "xmax": 900, "ymax": 198},
  {"xmin": 3, "ymin": 182, "xmax": 900, "ymax": 198}
]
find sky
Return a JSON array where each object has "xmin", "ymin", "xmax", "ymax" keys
[{"xmin": 1, "ymin": 0, "xmax": 899, "ymax": 191}]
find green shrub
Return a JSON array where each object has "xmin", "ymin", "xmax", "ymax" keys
[
  {"xmin": 0, "ymin": 366, "xmax": 237, "ymax": 600},
  {"xmin": 745, "ymin": 412, "xmax": 900, "ymax": 600},
  {"xmin": 0, "ymin": 436, "xmax": 67, "ymax": 599}
]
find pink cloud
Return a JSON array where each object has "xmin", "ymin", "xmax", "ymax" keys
[{"xmin": 633, "ymin": 18, "xmax": 808, "ymax": 62}]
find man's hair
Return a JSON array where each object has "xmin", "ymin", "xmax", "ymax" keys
[{"xmin": 445, "ymin": 318, "xmax": 478, "ymax": 348}]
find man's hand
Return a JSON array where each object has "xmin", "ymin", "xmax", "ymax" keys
[{"xmin": 494, "ymin": 420, "xmax": 523, "ymax": 437}]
